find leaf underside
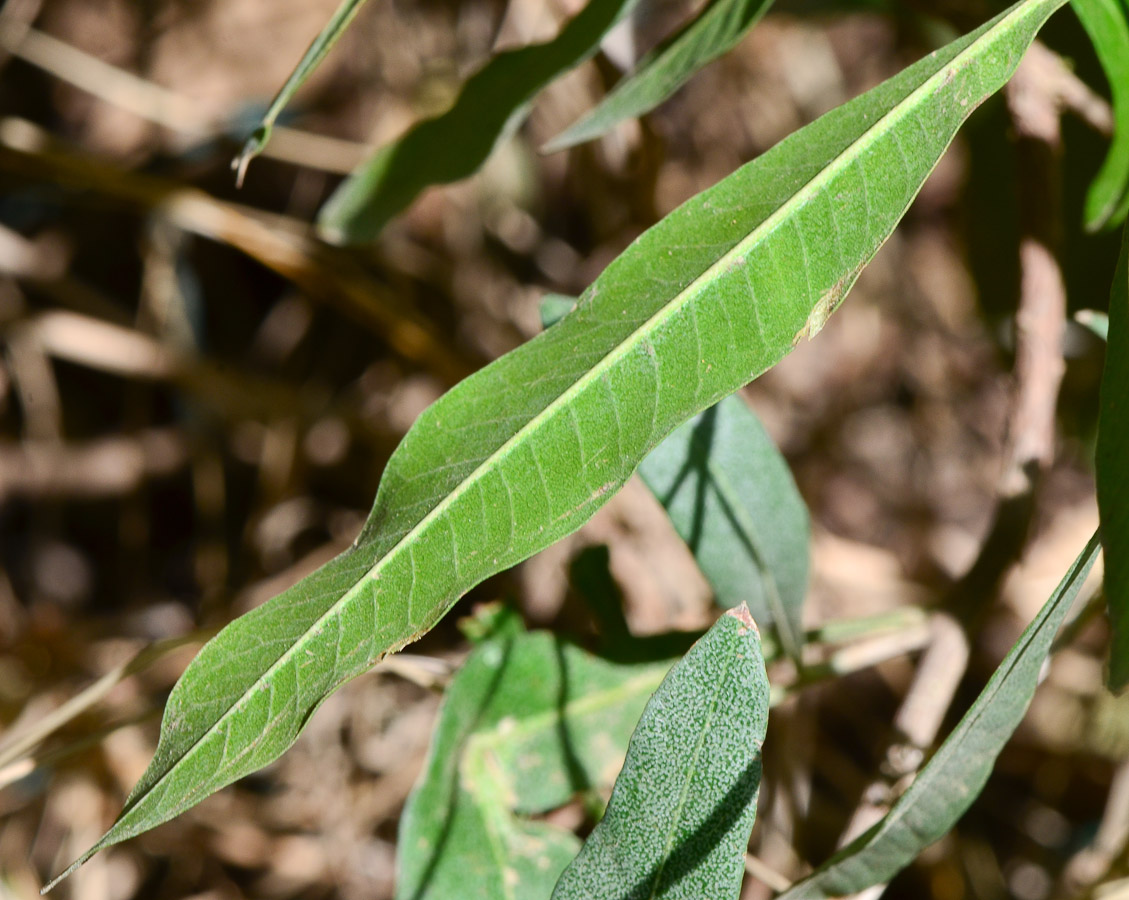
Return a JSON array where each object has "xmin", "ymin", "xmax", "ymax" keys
[
  {"xmin": 544, "ymin": 0, "xmax": 776, "ymax": 152},
  {"xmin": 777, "ymin": 533, "xmax": 1101, "ymax": 900},
  {"xmin": 1097, "ymin": 228, "xmax": 1129, "ymax": 691},
  {"xmin": 551, "ymin": 606, "xmax": 769, "ymax": 900},
  {"xmin": 637, "ymin": 395, "xmax": 809, "ymax": 657},
  {"xmin": 48, "ymin": 0, "xmax": 1066, "ymax": 887}
]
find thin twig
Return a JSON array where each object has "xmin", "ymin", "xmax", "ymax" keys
[
  {"xmin": 0, "ymin": 17, "xmax": 373, "ymax": 175},
  {"xmin": 0, "ymin": 117, "xmax": 477, "ymax": 383}
]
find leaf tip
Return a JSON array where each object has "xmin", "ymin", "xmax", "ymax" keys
[
  {"xmin": 231, "ymin": 126, "xmax": 270, "ymax": 189},
  {"xmin": 41, "ymin": 851, "xmax": 92, "ymax": 894},
  {"xmin": 541, "ymin": 122, "xmax": 599, "ymax": 155},
  {"xmin": 725, "ymin": 603, "xmax": 759, "ymax": 637}
]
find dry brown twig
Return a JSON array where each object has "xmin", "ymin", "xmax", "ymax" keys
[{"xmin": 0, "ymin": 117, "xmax": 478, "ymax": 384}]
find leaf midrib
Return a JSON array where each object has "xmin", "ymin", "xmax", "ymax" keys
[{"xmin": 136, "ymin": 0, "xmax": 1049, "ymax": 816}]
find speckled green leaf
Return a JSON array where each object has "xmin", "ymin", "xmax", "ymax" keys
[
  {"xmin": 397, "ymin": 622, "xmax": 671, "ymax": 900},
  {"xmin": 638, "ymin": 397, "xmax": 808, "ymax": 658},
  {"xmin": 777, "ymin": 532, "xmax": 1102, "ymax": 900},
  {"xmin": 1073, "ymin": 0, "xmax": 1129, "ymax": 230},
  {"xmin": 545, "ymin": 0, "xmax": 775, "ymax": 152},
  {"xmin": 551, "ymin": 605, "xmax": 768, "ymax": 900},
  {"xmin": 1097, "ymin": 227, "xmax": 1129, "ymax": 691},
  {"xmin": 233, "ymin": 0, "xmax": 370, "ymax": 184},
  {"xmin": 48, "ymin": 2, "xmax": 1065, "ymax": 887},
  {"xmin": 317, "ymin": 0, "xmax": 641, "ymax": 242}
]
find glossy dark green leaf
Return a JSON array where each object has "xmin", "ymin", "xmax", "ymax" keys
[
  {"xmin": 47, "ymin": 2, "xmax": 1066, "ymax": 887},
  {"xmin": 1073, "ymin": 0, "xmax": 1129, "ymax": 230},
  {"xmin": 545, "ymin": 0, "xmax": 775, "ymax": 152},
  {"xmin": 233, "ymin": 0, "xmax": 370, "ymax": 185},
  {"xmin": 1097, "ymin": 227, "xmax": 1129, "ymax": 691},
  {"xmin": 396, "ymin": 620, "xmax": 671, "ymax": 900},
  {"xmin": 317, "ymin": 0, "xmax": 641, "ymax": 242},
  {"xmin": 551, "ymin": 605, "xmax": 769, "ymax": 900},
  {"xmin": 777, "ymin": 532, "xmax": 1102, "ymax": 899},
  {"xmin": 638, "ymin": 396, "xmax": 808, "ymax": 658}
]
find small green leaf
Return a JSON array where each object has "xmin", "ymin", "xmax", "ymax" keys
[
  {"xmin": 396, "ymin": 626, "xmax": 671, "ymax": 900},
  {"xmin": 540, "ymin": 293, "xmax": 581, "ymax": 330},
  {"xmin": 317, "ymin": 0, "xmax": 642, "ymax": 242},
  {"xmin": 638, "ymin": 396, "xmax": 809, "ymax": 658},
  {"xmin": 1072, "ymin": 0, "xmax": 1129, "ymax": 230},
  {"xmin": 46, "ymin": 2, "xmax": 1066, "ymax": 887},
  {"xmin": 232, "ymin": 0, "xmax": 370, "ymax": 186},
  {"xmin": 551, "ymin": 605, "xmax": 769, "ymax": 900},
  {"xmin": 776, "ymin": 532, "xmax": 1102, "ymax": 900},
  {"xmin": 1097, "ymin": 226, "xmax": 1129, "ymax": 691},
  {"xmin": 544, "ymin": 0, "xmax": 775, "ymax": 152}
]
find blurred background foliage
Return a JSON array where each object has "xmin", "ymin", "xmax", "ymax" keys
[{"xmin": 0, "ymin": 0, "xmax": 1125, "ymax": 898}]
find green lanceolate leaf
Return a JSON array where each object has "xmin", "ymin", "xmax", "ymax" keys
[
  {"xmin": 544, "ymin": 0, "xmax": 775, "ymax": 153},
  {"xmin": 1072, "ymin": 0, "xmax": 1129, "ymax": 230},
  {"xmin": 777, "ymin": 532, "xmax": 1102, "ymax": 900},
  {"xmin": 47, "ymin": 1, "xmax": 1066, "ymax": 887},
  {"xmin": 233, "ymin": 0, "xmax": 371, "ymax": 186},
  {"xmin": 551, "ymin": 605, "xmax": 769, "ymax": 900},
  {"xmin": 396, "ymin": 619, "xmax": 672, "ymax": 900},
  {"xmin": 317, "ymin": 0, "xmax": 642, "ymax": 242},
  {"xmin": 1097, "ymin": 227, "xmax": 1129, "ymax": 691},
  {"xmin": 638, "ymin": 396, "xmax": 809, "ymax": 659},
  {"xmin": 543, "ymin": 295, "xmax": 809, "ymax": 655}
]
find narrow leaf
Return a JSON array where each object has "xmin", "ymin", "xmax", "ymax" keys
[
  {"xmin": 232, "ymin": 0, "xmax": 370, "ymax": 186},
  {"xmin": 317, "ymin": 0, "xmax": 641, "ymax": 242},
  {"xmin": 545, "ymin": 0, "xmax": 775, "ymax": 153},
  {"xmin": 550, "ymin": 604, "xmax": 769, "ymax": 900},
  {"xmin": 1097, "ymin": 226, "xmax": 1129, "ymax": 691},
  {"xmin": 397, "ymin": 622, "xmax": 671, "ymax": 900},
  {"xmin": 48, "ymin": 1, "xmax": 1065, "ymax": 887},
  {"xmin": 638, "ymin": 396, "xmax": 809, "ymax": 659},
  {"xmin": 777, "ymin": 532, "xmax": 1102, "ymax": 900},
  {"xmin": 1072, "ymin": 0, "xmax": 1129, "ymax": 230}
]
